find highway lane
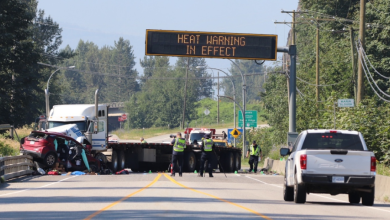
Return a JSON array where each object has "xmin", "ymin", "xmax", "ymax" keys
[{"xmin": 0, "ymin": 173, "xmax": 389, "ymax": 219}]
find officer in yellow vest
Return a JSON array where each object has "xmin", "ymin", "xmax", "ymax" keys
[
  {"xmin": 140, "ymin": 137, "xmax": 147, "ymax": 144},
  {"xmin": 199, "ymin": 133, "xmax": 215, "ymax": 177},
  {"xmin": 170, "ymin": 132, "xmax": 186, "ymax": 177},
  {"xmin": 246, "ymin": 141, "xmax": 262, "ymax": 173}
]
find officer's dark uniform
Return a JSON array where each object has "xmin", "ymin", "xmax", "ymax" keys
[
  {"xmin": 248, "ymin": 142, "xmax": 261, "ymax": 173},
  {"xmin": 199, "ymin": 134, "xmax": 215, "ymax": 177},
  {"xmin": 171, "ymin": 137, "xmax": 186, "ymax": 177}
]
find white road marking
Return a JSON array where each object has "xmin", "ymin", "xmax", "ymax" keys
[
  {"xmin": 245, "ymin": 175, "xmax": 390, "ymax": 214},
  {"xmin": 0, "ymin": 176, "xmax": 77, "ymax": 197}
]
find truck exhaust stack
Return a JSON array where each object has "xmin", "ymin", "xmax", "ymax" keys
[{"xmin": 95, "ymin": 89, "xmax": 99, "ymax": 119}]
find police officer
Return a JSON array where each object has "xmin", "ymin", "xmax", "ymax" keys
[
  {"xmin": 199, "ymin": 133, "xmax": 215, "ymax": 177},
  {"xmin": 170, "ymin": 132, "xmax": 186, "ymax": 177},
  {"xmin": 140, "ymin": 137, "xmax": 147, "ymax": 144},
  {"xmin": 246, "ymin": 141, "xmax": 262, "ymax": 173}
]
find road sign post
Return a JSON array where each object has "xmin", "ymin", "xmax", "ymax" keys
[{"xmin": 238, "ymin": 110, "xmax": 258, "ymax": 128}]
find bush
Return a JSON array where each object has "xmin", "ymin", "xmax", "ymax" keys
[{"xmin": 0, "ymin": 141, "xmax": 18, "ymax": 157}]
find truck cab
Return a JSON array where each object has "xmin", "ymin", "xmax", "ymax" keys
[
  {"xmin": 184, "ymin": 128, "xmax": 216, "ymax": 145},
  {"xmin": 47, "ymin": 104, "xmax": 108, "ymax": 152}
]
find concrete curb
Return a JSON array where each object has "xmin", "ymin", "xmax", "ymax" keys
[{"xmin": 265, "ymin": 158, "xmax": 389, "ymax": 202}]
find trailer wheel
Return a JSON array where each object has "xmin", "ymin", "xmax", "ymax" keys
[
  {"xmin": 224, "ymin": 152, "xmax": 235, "ymax": 172},
  {"xmin": 184, "ymin": 152, "xmax": 196, "ymax": 172},
  {"xmin": 117, "ymin": 150, "xmax": 126, "ymax": 171},
  {"xmin": 110, "ymin": 150, "xmax": 119, "ymax": 172},
  {"xmin": 234, "ymin": 153, "xmax": 241, "ymax": 171}
]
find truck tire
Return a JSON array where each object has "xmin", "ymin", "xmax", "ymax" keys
[
  {"xmin": 184, "ymin": 152, "xmax": 196, "ymax": 172},
  {"xmin": 225, "ymin": 152, "xmax": 235, "ymax": 172},
  {"xmin": 117, "ymin": 150, "xmax": 125, "ymax": 171},
  {"xmin": 234, "ymin": 153, "xmax": 241, "ymax": 171},
  {"xmin": 110, "ymin": 150, "xmax": 119, "ymax": 172},
  {"xmin": 294, "ymin": 175, "xmax": 306, "ymax": 203},
  {"xmin": 362, "ymin": 187, "xmax": 375, "ymax": 206},
  {"xmin": 43, "ymin": 152, "xmax": 57, "ymax": 168},
  {"xmin": 284, "ymin": 176, "xmax": 294, "ymax": 201},
  {"xmin": 348, "ymin": 192, "xmax": 361, "ymax": 204}
]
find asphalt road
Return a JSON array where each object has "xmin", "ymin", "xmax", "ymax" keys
[{"xmin": 0, "ymin": 172, "xmax": 389, "ymax": 219}]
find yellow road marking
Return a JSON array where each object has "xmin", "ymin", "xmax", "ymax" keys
[
  {"xmin": 84, "ymin": 173, "xmax": 162, "ymax": 220},
  {"xmin": 163, "ymin": 173, "xmax": 272, "ymax": 220}
]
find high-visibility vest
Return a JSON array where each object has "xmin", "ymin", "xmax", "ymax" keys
[
  {"xmin": 203, "ymin": 139, "xmax": 213, "ymax": 152},
  {"xmin": 173, "ymin": 138, "xmax": 186, "ymax": 152},
  {"xmin": 141, "ymin": 140, "xmax": 147, "ymax": 144},
  {"xmin": 250, "ymin": 144, "xmax": 260, "ymax": 156}
]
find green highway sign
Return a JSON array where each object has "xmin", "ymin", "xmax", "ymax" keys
[{"xmin": 238, "ymin": 110, "xmax": 258, "ymax": 128}]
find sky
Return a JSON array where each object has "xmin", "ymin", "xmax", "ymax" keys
[{"xmin": 37, "ymin": 0, "xmax": 299, "ymax": 75}]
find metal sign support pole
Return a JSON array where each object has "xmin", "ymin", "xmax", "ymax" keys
[{"xmin": 277, "ymin": 46, "xmax": 297, "ymax": 141}]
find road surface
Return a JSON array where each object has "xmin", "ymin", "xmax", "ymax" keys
[{"xmin": 0, "ymin": 172, "xmax": 388, "ymax": 219}]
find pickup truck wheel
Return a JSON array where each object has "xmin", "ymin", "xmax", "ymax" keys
[
  {"xmin": 348, "ymin": 192, "xmax": 361, "ymax": 204},
  {"xmin": 362, "ymin": 187, "xmax": 375, "ymax": 206},
  {"xmin": 284, "ymin": 176, "xmax": 294, "ymax": 201},
  {"xmin": 294, "ymin": 175, "xmax": 306, "ymax": 203}
]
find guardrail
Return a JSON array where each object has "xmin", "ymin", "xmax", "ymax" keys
[{"xmin": 0, "ymin": 155, "xmax": 35, "ymax": 182}]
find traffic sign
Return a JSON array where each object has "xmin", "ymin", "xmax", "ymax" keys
[
  {"xmin": 204, "ymin": 109, "xmax": 210, "ymax": 115},
  {"xmin": 238, "ymin": 110, "xmax": 258, "ymax": 128},
  {"xmin": 230, "ymin": 128, "xmax": 241, "ymax": 138},
  {"xmin": 118, "ymin": 117, "xmax": 125, "ymax": 122},
  {"xmin": 227, "ymin": 128, "xmax": 243, "ymax": 143},
  {"xmin": 145, "ymin": 30, "xmax": 277, "ymax": 60},
  {"xmin": 121, "ymin": 113, "xmax": 127, "ymax": 120},
  {"xmin": 39, "ymin": 115, "xmax": 45, "ymax": 119},
  {"xmin": 338, "ymin": 99, "xmax": 354, "ymax": 107}
]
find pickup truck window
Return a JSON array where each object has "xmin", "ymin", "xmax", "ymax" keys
[
  {"xmin": 301, "ymin": 133, "xmax": 364, "ymax": 151},
  {"xmin": 291, "ymin": 134, "xmax": 302, "ymax": 152}
]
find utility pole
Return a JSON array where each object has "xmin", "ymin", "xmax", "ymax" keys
[
  {"xmin": 357, "ymin": 0, "xmax": 366, "ymax": 105},
  {"xmin": 217, "ymin": 71, "xmax": 219, "ymax": 124},
  {"xmin": 350, "ymin": 27, "xmax": 357, "ymax": 102},
  {"xmin": 182, "ymin": 57, "xmax": 190, "ymax": 129},
  {"xmin": 316, "ymin": 17, "xmax": 320, "ymax": 102}
]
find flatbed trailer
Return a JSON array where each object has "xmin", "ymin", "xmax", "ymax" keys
[{"xmin": 105, "ymin": 142, "xmax": 242, "ymax": 173}]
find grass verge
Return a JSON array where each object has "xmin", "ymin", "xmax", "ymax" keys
[
  {"xmin": 377, "ymin": 163, "xmax": 390, "ymax": 177},
  {"xmin": 112, "ymin": 121, "xmax": 253, "ymax": 140},
  {"xmin": 0, "ymin": 125, "xmax": 33, "ymax": 156}
]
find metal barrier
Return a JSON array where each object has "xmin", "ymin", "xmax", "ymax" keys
[{"xmin": 0, "ymin": 155, "xmax": 35, "ymax": 181}]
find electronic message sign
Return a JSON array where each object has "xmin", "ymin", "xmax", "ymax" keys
[{"xmin": 145, "ymin": 30, "xmax": 277, "ymax": 60}]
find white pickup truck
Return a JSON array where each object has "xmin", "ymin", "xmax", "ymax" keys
[{"xmin": 280, "ymin": 129, "xmax": 376, "ymax": 206}]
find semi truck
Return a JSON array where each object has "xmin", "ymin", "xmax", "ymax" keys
[{"xmin": 46, "ymin": 90, "xmax": 242, "ymax": 172}]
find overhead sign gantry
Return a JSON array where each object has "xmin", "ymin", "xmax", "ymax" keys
[{"xmin": 145, "ymin": 30, "xmax": 277, "ymax": 60}]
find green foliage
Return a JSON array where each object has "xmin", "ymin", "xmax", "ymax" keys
[
  {"xmin": 125, "ymin": 57, "xmax": 212, "ymax": 129},
  {"xmin": 0, "ymin": 0, "xmax": 67, "ymax": 127},
  {"xmin": 59, "ymin": 38, "xmax": 139, "ymax": 104},
  {"xmin": 0, "ymin": 141, "xmax": 18, "ymax": 157},
  {"xmin": 254, "ymin": 0, "xmax": 390, "ymax": 162},
  {"xmin": 221, "ymin": 59, "xmax": 265, "ymax": 103}
]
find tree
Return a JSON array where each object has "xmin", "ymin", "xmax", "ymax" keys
[{"xmin": 0, "ymin": 0, "xmax": 65, "ymax": 127}]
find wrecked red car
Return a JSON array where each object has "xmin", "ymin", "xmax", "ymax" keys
[{"xmin": 20, "ymin": 131, "xmax": 100, "ymax": 172}]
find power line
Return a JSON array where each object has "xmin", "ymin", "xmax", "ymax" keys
[
  {"xmin": 356, "ymin": 41, "xmax": 390, "ymax": 103},
  {"xmin": 37, "ymin": 62, "xmax": 277, "ymax": 80}
]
